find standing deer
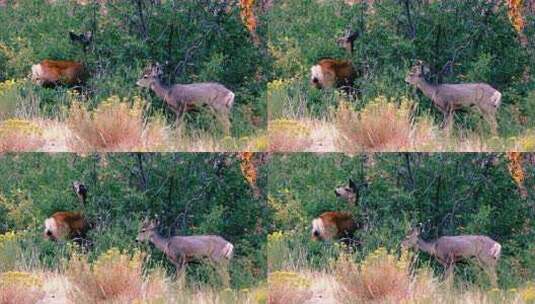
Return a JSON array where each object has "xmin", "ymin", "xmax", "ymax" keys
[
  {"xmin": 401, "ymin": 226, "xmax": 501, "ymax": 286},
  {"xmin": 405, "ymin": 60, "xmax": 502, "ymax": 134},
  {"xmin": 311, "ymin": 179, "xmax": 363, "ymax": 243},
  {"xmin": 44, "ymin": 181, "xmax": 89, "ymax": 243},
  {"xmin": 136, "ymin": 218, "xmax": 234, "ymax": 282},
  {"xmin": 136, "ymin": 63, "xmax": 235, "ymax": 134},
  {"xmin": 44, "ymin": 211, "xmax": 88, "ymax": 241}
]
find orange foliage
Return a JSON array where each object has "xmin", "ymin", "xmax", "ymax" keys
[
  {"xmin": 239, "ymin": 0, "xmax": 259, "ymax": 44},
  {"xmin": 239, "ymin": 152, "xmax": 260, "ymax": 197},
  {"xmin": 507, "ymin": 152, "xmax": 528, "ymax": 198},
  {"xmin": 507, "ymin": 0, "xmax": 525, "ymax": 33}
]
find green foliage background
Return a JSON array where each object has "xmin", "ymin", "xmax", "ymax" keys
[
  {"xmin": 0, "ymin": 153, "xmax": 269, "ymax": 288},
  {"xmin": 268, "ymin": 153, "xmax": 535, "ymax": 288},
  {"xmin": 0, "ymin": 0, "xmax": 270, "ymax": 136},
  {"xmin": 267, "ymin": 0, "xmax": 535, "ymax": 136}
]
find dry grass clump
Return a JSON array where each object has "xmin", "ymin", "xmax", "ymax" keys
[
  {"xmin": 269, "ymin": 119, "xmax": 313, "ymax": 152},
  {"xmin": 268, "ymin": 271, "xmax": 313, "ymax": 304},
  {"xmin": 67, "ymin": 96, "xmax": 170, "ymax": 152},
  {"xmin": 66, "ymin": 248, "xmax": 166, "ymax": 303},
  {"xmin": 0, "ymin": 119, "xmax": 46, "ymax": 152},
  {"xmin": 0, "ymin": 271, "xmax": 46, "ymax": 304},
  {"xmin": 335, "ymin": 97, "xmax": 435, "ymax": 152},
  {"xmin": 335, "ymin": 248, "xmax": 434, "ymax": 303}
]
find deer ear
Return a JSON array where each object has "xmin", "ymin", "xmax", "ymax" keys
[
  {"xmin": 422, "ymin": 64, "xmax": 431, "ymax": 75},
  {"xmin": 349, "ymin": 179, "xmax": 357, "ymax": 192}
]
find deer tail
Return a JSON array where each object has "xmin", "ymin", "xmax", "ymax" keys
[
  {"xmin": 490, "ymin": 243, "xmax": 502, "ymax": 260},
  {"xmin": 223, "ymin": 242, "xmax": 234, "ymax": 259},
  {"xmin": 491, "ymin": 91, "xmax": 502, "ymax": 108},
  {"xmin": 225, "ymin": 91, "xmax": 235, "ymax": 110}
]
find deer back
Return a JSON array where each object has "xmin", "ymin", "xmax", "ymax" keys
[
  {"xmin": 170, "ymin": 83, "xmax": 234, "ymax": 111},
  {"xmin": 45, "ymin": 211, "xmax": 88, "ymax": 240},
  {"xmin": 434, "ymin": 235, "xmax": 500, "ymax": 262},
  {"xmin": 31, "ymin": 60, "xmax": 85, "ymax": 86},
  {"xmin": 436, "ymin": 83, "xmax": 501, "ymax": 110},
  {"xmin": 168, "ymin": 235, "xmax": 233, "ymax": 262}
]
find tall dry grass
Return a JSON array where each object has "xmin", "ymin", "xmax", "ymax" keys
[
  {"xmin": 66, "ymin": 248, "xmax": 166, "ymax": 303},
  {"xmin": 335, "ymin": 97, "xmax": 435, "ymax": 152},
  {"xmin": 66, "ymin": 96, "xmax": 170, "ymax": 152},
  {"xmin": 268, "ymin": 271, "xmax": 313, "ymax": 304}
]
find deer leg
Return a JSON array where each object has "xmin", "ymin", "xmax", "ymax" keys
[
  {"xmin": 174, "ymin": 104, "xmax": 186, "ymax": 128},
  {"xmin": 215, "ymin": 110, "xmax": 231, "ymax": 135},
  {"xmin": 484, "ymin": 113, "xmax": 498, "ymax": 135}
]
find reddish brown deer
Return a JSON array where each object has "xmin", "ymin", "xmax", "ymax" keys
[
  {"xmin": 310, "ymin": 58, "xmax": 357, "ymax": 93},
  {"xmin": 401, "ymin": 226, "xmax": 501, "ymax": 286},
  {"xmin": 136, "ymin": 218, "xmax": 234, "ymax": 280},
  {"xmin": 136, "ymin": 63, "xmax": 235, "ymax": 134},
  {"xmin": 44, "ymin": 211, "xmax": 88, "ymax": 241},
  {"xmin": 31, "ymin": 60, "xmax": 86, "ymax": 87},
  {"xmin": 311, "ymin": 211, "xmax": 360, "ymax": 242},
  {"xmin": 405, "ymin": 60, "xmax": 502, "ymax": 134},
  {"xmin": 44, "ymin": 181, "xmax": 89, "ymax": 243},
  {"xmin": 312, "ymin": 179, "xmax": 362, "ymax": 242}
]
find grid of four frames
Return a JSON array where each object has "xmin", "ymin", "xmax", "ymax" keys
[{"xmin": 0, "ymin": 1, "xmax": 534, "ymax": 303}]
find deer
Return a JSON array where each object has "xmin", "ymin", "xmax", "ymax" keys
[
  {"xmin": 310, "ymin": 59, "xmax": 358, "ymax": 94},
  {"xmin": 44, "ymin": 181, "xmax": 90, "ymax": 244},
  {"xmin": 31, "ymin": 60, "xmax": 86, "ymax": 87},
  {"xmin": 401, "ymin": 226, "xmax": 501, "ymax": 286},
  {"xmin": 312, "ymin": 179, "xmax": 363, "ymax": 244},
  {"xmin": 136, "ymin": 218, "xmax": 234, "ymax": 282},
  {"xmin": 405, "ymin": 60, "xmax": 502, "ymax": 134},
  {"xmin": 136, "ymin": 62, "xmax": 235, "ymax": 134}
]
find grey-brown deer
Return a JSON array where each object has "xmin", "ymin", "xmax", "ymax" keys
[
  {"xmin": 137, "ymin": 63, "xmax": 235, "ymax": 134},
  {"xmin": 405, "ymin": 60, "xmax": 501, "ymax": 134},
  {"xmin": 401, "ymin": 226, "xmax": 501, "ymax": 286},
  {"xmin": 136, "ymin": 218, "xmax": 234, "ymax": 280}
]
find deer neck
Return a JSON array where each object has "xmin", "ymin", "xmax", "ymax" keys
[
  {"xmin": 150, "ymin": 79, "xmax": 172, "ymax": 103},
  {"xmin": 414, "ymin": 78, "xmax": 438, "ymax": 102},
  {"xmin": 416, "ymin": 238, "xmax": 436, "ymax": 256},
  {"xmin": 149, "ymin": 230, "xmax": 170, "ymax": 253}
]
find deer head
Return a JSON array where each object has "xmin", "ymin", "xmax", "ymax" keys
[
  {"xmin": 335, "ymin": 178, "xmax": 359, "ymax": 206},
  {"xmin": 136, "ymin": 63, "xmax": 163, "ymax": 89},
  {"xmin": 69, "ymin": 31, "xmax": 93, "ymax": 49},
  {"xmin": 336, "ymin": 29, "xmax": 359, "ymax": 54},
  {"xmin": 401, "ymin": 226, "xmax": 421, "ymax": 249},
  {"xmin": 405, "ymin": 60, "xmax": 430, "ymax": 85},
  {"xmin": 136, "ymin": 217, "xmax": 159, "ymax": 242}
]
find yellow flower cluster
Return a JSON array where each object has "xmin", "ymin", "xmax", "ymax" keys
[
  {"xmin": 0, "ymin": 231, "xmax": 17, "ymax": 243},
  {"xmin": 269, "ymin": 119, "xmax": 311, "ymax": 137},
  {"xmin": 267, "ymin": 78, "xmax": 294, "ymax": 92},
  {"xmin": 0, "ymin": 79, "xmax": 19, "ymax": 95},
  {"xmin": 0, "ymin": 271, "xmax": 43, "ymax": 288},
  {"xmin": 268, "ymin": 271, "xmax": 311, "ymax": 289},
  {"xmin": 0, "ymin": 119, "xmax": 43, "ymax": 136},
  {"xmin": 267, "ymin": 231, "xmax": 285, "ymax": 244},
  {"xmin": 521, "ymin": 284, "xmax": 535, "ymax": 302}
]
